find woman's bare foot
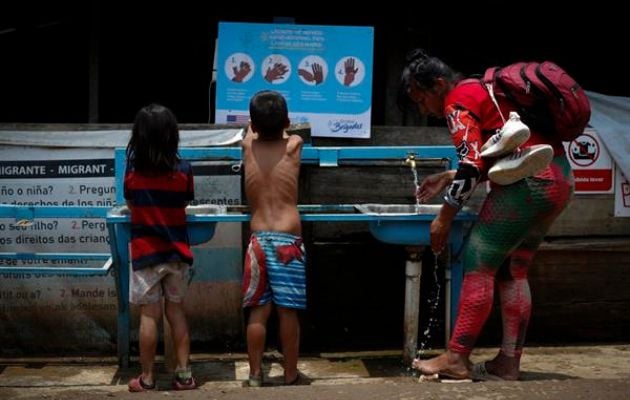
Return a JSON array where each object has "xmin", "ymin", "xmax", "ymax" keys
[
  {"xmin": 412, "ymin": 351, "xmax": 471, "ymax": 379},
  {"xmin": 483, "ymin": 352, "xmax": 520, "ymax": 380}
]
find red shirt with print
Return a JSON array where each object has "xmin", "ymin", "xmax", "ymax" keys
[{"xmin": 444, "ymin": 80, "xmax": 565, "ymax": 180}]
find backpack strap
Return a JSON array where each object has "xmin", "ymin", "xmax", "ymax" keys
[
  {"xmin": 482, "ymin": 66, "xmax": 506, "ymax": 124},
  {"xmin": 482, "ymin": 66, "xmax": 498, "ymax": 85}
]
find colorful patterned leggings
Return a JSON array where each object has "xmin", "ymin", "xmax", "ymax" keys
[{"xmin": 449, "ymin": 155, "xmax": 574, "ymax": 357}]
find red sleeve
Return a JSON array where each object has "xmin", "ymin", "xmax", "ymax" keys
[{"xmin": 444, "ymin": 104, "xmax": 490, "ymax": 178}]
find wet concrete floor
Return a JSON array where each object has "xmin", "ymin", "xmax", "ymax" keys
[{"xmin": 1, "ymin": 345, "xmax": 629, "ymax": 399}]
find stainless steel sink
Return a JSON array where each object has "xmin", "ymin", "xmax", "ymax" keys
[
  {"xmin": 185, "ymin": 205, "xmax": 227, "ymax": 215},
  {"xmin": 354, "ymin": 203, "xmax": 442, "ymax": 215},
  {"xmin": 108, "ymin": 205, "xmax": 225, "ymax": 245},
  {"xmin": 354, "ymin": 203, "xmax": 475, "ymax": 245}
]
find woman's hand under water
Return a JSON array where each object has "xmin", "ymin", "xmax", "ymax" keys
[{"xmin": 416, "ymin": 170, "xmax": 456, "ymax": 203}]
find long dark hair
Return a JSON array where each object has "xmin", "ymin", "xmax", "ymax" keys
[
  {"xmin": 397, "ymin": 48, "xmax": 463, "ymax": 111},
  {"xmin": 126, "ymin": 104, "xmax": 180, "ymax": 173}
]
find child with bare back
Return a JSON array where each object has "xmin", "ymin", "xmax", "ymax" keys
[{"xmin": 240, "ymin": 90, "xmax": 307, "ymax": 387}]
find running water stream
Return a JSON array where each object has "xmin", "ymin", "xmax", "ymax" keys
[
  {"xmin": 407, "ymin": 164, "xmax": 443, "ymax": 371},
  {"xmin": 410, "ymin": 164, "xmax": 421, "ymax": 213},
  {"xmin": 416, "ymin": 251, "xmax": 442, "ymax": 360}
]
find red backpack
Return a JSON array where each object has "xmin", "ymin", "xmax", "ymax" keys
[{"xmin": 482, "ymin": 61, "xmax": 591, "ymax": 141}]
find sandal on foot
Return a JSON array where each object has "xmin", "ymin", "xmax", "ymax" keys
[
  {"xmin": 436, "ymin": 370, "xmax": 471, "ymax": 380},
  {"xmin": 471, "ymin": 362, "xmax": 506, "ymax": 381},
  {"xmin": 173, "ymin": 368, "xmax": 197, "ymax": 390},
  {"xmin": 173, "ymin": 376, "xmax": 197, "ymax": 390},
  {"xmin": 128, "ymin": 375, "xmax": 156, "ymax": 392}
]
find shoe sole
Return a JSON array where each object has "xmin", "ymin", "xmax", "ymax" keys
[
  {"xmin": 173, "ymin": 383, "xmax": 197, "ymax": 390},
  {"xmin": 128, "ymin": 375, "xmax": 156, "ymax": 392},
  {"xmin": 481, "ymin": 127, "xmax": 530, "ymax": 158},
  {"xmin": 173, "ymin": 376, "xmax": 197, "ymax": 390},
  {"xmin": 488, "ymin": 145, "xmax": 553, "ymax": 185}
]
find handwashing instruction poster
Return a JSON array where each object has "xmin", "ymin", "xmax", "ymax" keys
[{"xmin": 215, "ymin": 22, "xmax": 374, "ymax": 138}]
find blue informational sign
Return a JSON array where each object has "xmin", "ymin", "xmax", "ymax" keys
[{"xmin": 215, "ymin": 22, "xmax": 374, "ymax": 138}]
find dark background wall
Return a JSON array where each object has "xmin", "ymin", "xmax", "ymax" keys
[{"xmin": 1, "ymin": 3, "xmax": 627, "ymax": 124}]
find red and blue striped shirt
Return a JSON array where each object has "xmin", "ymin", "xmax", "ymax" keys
[{"xmin": 124, "ymin": 159, "xmax": 194, "ymax": 271}]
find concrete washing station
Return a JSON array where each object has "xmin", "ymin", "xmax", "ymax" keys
[
  {"xmin": 0, "ymin": 144, "xmax": 476, "ymax": 367},
  {"xmin": 106, "ymin": 146, "xmax": 476, "ymax": 366}
]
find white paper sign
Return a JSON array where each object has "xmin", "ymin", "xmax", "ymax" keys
[{"xmin": 614, "ymin": 166, "xmax": 630, "ymax": 217}]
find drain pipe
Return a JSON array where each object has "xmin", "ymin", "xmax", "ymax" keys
[{"xmin": 403, "ymin": 246, "xmax": 422, "ymax": 364}]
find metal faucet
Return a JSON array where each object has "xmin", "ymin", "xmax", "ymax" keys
[{"xmin": 405, "ymin": 154, "xmax": 417, "ymax": 169}]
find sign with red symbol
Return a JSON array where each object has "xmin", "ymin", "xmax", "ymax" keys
[
  {"xmin": 614, "ymin": 167, "xmax": 630, "ymax": 217},
  {"xmin": 564, "ymin": 128, "xmax": 614, "ymax": 193}
]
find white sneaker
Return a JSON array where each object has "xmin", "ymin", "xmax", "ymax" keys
[
  {"xmin": 481, "ymin": 111, "xmax": 531, "ymax": 158},
  {"xmin": 488, "ymin": 144, "xmax": 554, "ymax": 185}
]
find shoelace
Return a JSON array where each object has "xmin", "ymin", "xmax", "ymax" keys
[
  {"xmin": 504, "ymin": 147, "xmax": 524, "ymax": 161},
  {"xmin": 489, "ymin": 130, "xmax": 503, "ymax": 145},
  {"xmin": 490, "ymin": 115, "xmax": 521, "ymax": 146}
]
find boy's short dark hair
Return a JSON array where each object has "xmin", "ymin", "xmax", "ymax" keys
[{"xmin": 249, "ymin": 90, "xmax": 289, "ymax": 140}]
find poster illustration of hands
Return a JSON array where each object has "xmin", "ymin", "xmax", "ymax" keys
[{"xmin": 215, "ymin": 22, "xmax": 374, "ymax": 138}]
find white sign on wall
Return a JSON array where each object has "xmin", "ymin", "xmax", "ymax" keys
[
  {"xmin": 563, "ymin": 128, "xmax": 614, "ymax": 194},
  {"xmin": 0, "ymin": 145, "xmax": 243, "ymax": 351},
  {"xmin": 614, "ymin": 167, "xmax": 630, "ymax": 217}
]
